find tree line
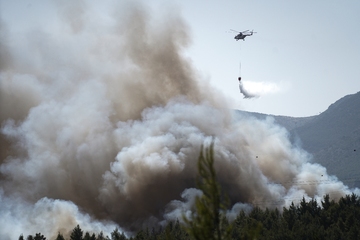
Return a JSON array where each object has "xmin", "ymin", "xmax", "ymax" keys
[{"xmin": 18, "ymin": 142, "xmax": 360, "ymax": 240}]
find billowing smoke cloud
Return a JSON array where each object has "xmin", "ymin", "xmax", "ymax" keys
[
  {"xmin": 0, "ymin": 1, "xmax": 358, "ymax": 239},
  {"xmin": 239, "ymin": 80, "xmax": 281, "ymax": 99}
]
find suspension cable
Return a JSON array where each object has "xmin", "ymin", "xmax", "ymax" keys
[{"xmin": 238, "ymin": 42, "xmax": 242, "ymax": 77}]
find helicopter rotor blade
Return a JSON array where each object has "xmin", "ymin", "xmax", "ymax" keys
[{"xmin": 230, "ymin": 29, "xmax": 240, "ymax": 33}]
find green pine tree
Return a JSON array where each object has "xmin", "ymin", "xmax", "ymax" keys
[
  {"xmin": 96, "ymin": 231, "xmax": 106, "ymax": 240},
  {"xmin": 183, "ymin": 140, "xmax": 231, "ymax": 240},
  {"xmin": 70, "ymin": 225, "xmax": 84, "ymax": 240},
  {"xmin": 34, "ymin": 233, "xmax": 46, "ymax": 240},
  {"xmin": 27, "ymin": 235, "xmax": 34, "ymax": 240},
  {"xmin": 55, "ymin": 232, "xmax": 65, "ymax": 240},
  {"xmin": 111, "ymin": 228, "xmax": 127, "ymax": 240}
]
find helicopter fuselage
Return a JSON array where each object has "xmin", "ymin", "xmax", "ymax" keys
[{"xmin": 234, "ymin": 33, "xmax": 252, "ymax": 41}]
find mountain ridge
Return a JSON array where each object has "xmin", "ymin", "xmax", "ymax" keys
[{"xmin": 239, "ymin": 91, "xmax": 360, "ymax": 188}]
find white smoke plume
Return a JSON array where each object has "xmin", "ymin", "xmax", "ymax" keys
[
  {"xmin": 0, "ymin": 1, "xmax": 358, "ymax": 239},
  {"xmin": 239, "ymin": 80, "xmax": 281, "ymax": 99},
  {"xmin": 0, "ymin": 191, "xmax": 119, "ymax": 240}
]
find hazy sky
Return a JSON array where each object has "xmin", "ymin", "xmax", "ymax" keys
[
  {"xmin": 174, "ymin": 0, "xmax": 360, "ymax": 117},
  {"xmin": 1, "ymin": 0, "xmax": 360, "ymax": 117}
]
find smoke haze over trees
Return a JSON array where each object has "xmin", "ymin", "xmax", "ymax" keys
[
  {"xmin": 0, "ymin": 1, "xmax": 359, "ymax": 239},
  {"xmin": 18, "ymin": 194, "xmax": 360, "ymax": 239}
]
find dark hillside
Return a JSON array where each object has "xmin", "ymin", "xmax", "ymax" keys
[
  {"xmin": 290, "ymin": 92, "xmax": 360, "ymax": 187},
  {"xmin": 292, "ymin": 92, "xmax": 360, "ymax": 153},
  {"xmin": 238, "ymin": 91, "xmax": 360, "ymax": 188}
]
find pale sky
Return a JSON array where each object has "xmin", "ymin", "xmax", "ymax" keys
[
  {"xmin": 173, "ymin": 0, "xmax": 360, "ymax": 117},
  {"xmin": 1, "ymin": 0, "xmax": 360, "ymax": 117}
]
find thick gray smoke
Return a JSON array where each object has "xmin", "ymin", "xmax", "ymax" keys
[{"xmin": 0, "ymin": 1, "xmax": 358, "ymax": 239}]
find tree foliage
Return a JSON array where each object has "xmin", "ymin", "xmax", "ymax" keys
[
  {"xmin": 55, "ymin": 232, "xmax": 65, "ymax": 240},
  {"xmin": 70, "ymin": 225, "xmax": 83, "ymax": 240},
  {"xmin": 183, "ymin": 141, "xmax": 231, "ymax": 240},
  {"xmin": 17, "ymin": 194, "xmax": 360, "ymax": 240}
]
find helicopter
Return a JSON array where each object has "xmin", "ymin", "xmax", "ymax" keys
[{"xmin": 231, "ymin": 29, "xmax": 256, "ymax": 41}]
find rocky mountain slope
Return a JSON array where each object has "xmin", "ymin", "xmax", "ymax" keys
[{"xmin": 241, "ymin": 91, "xmax": 360, "ymax": 188}]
